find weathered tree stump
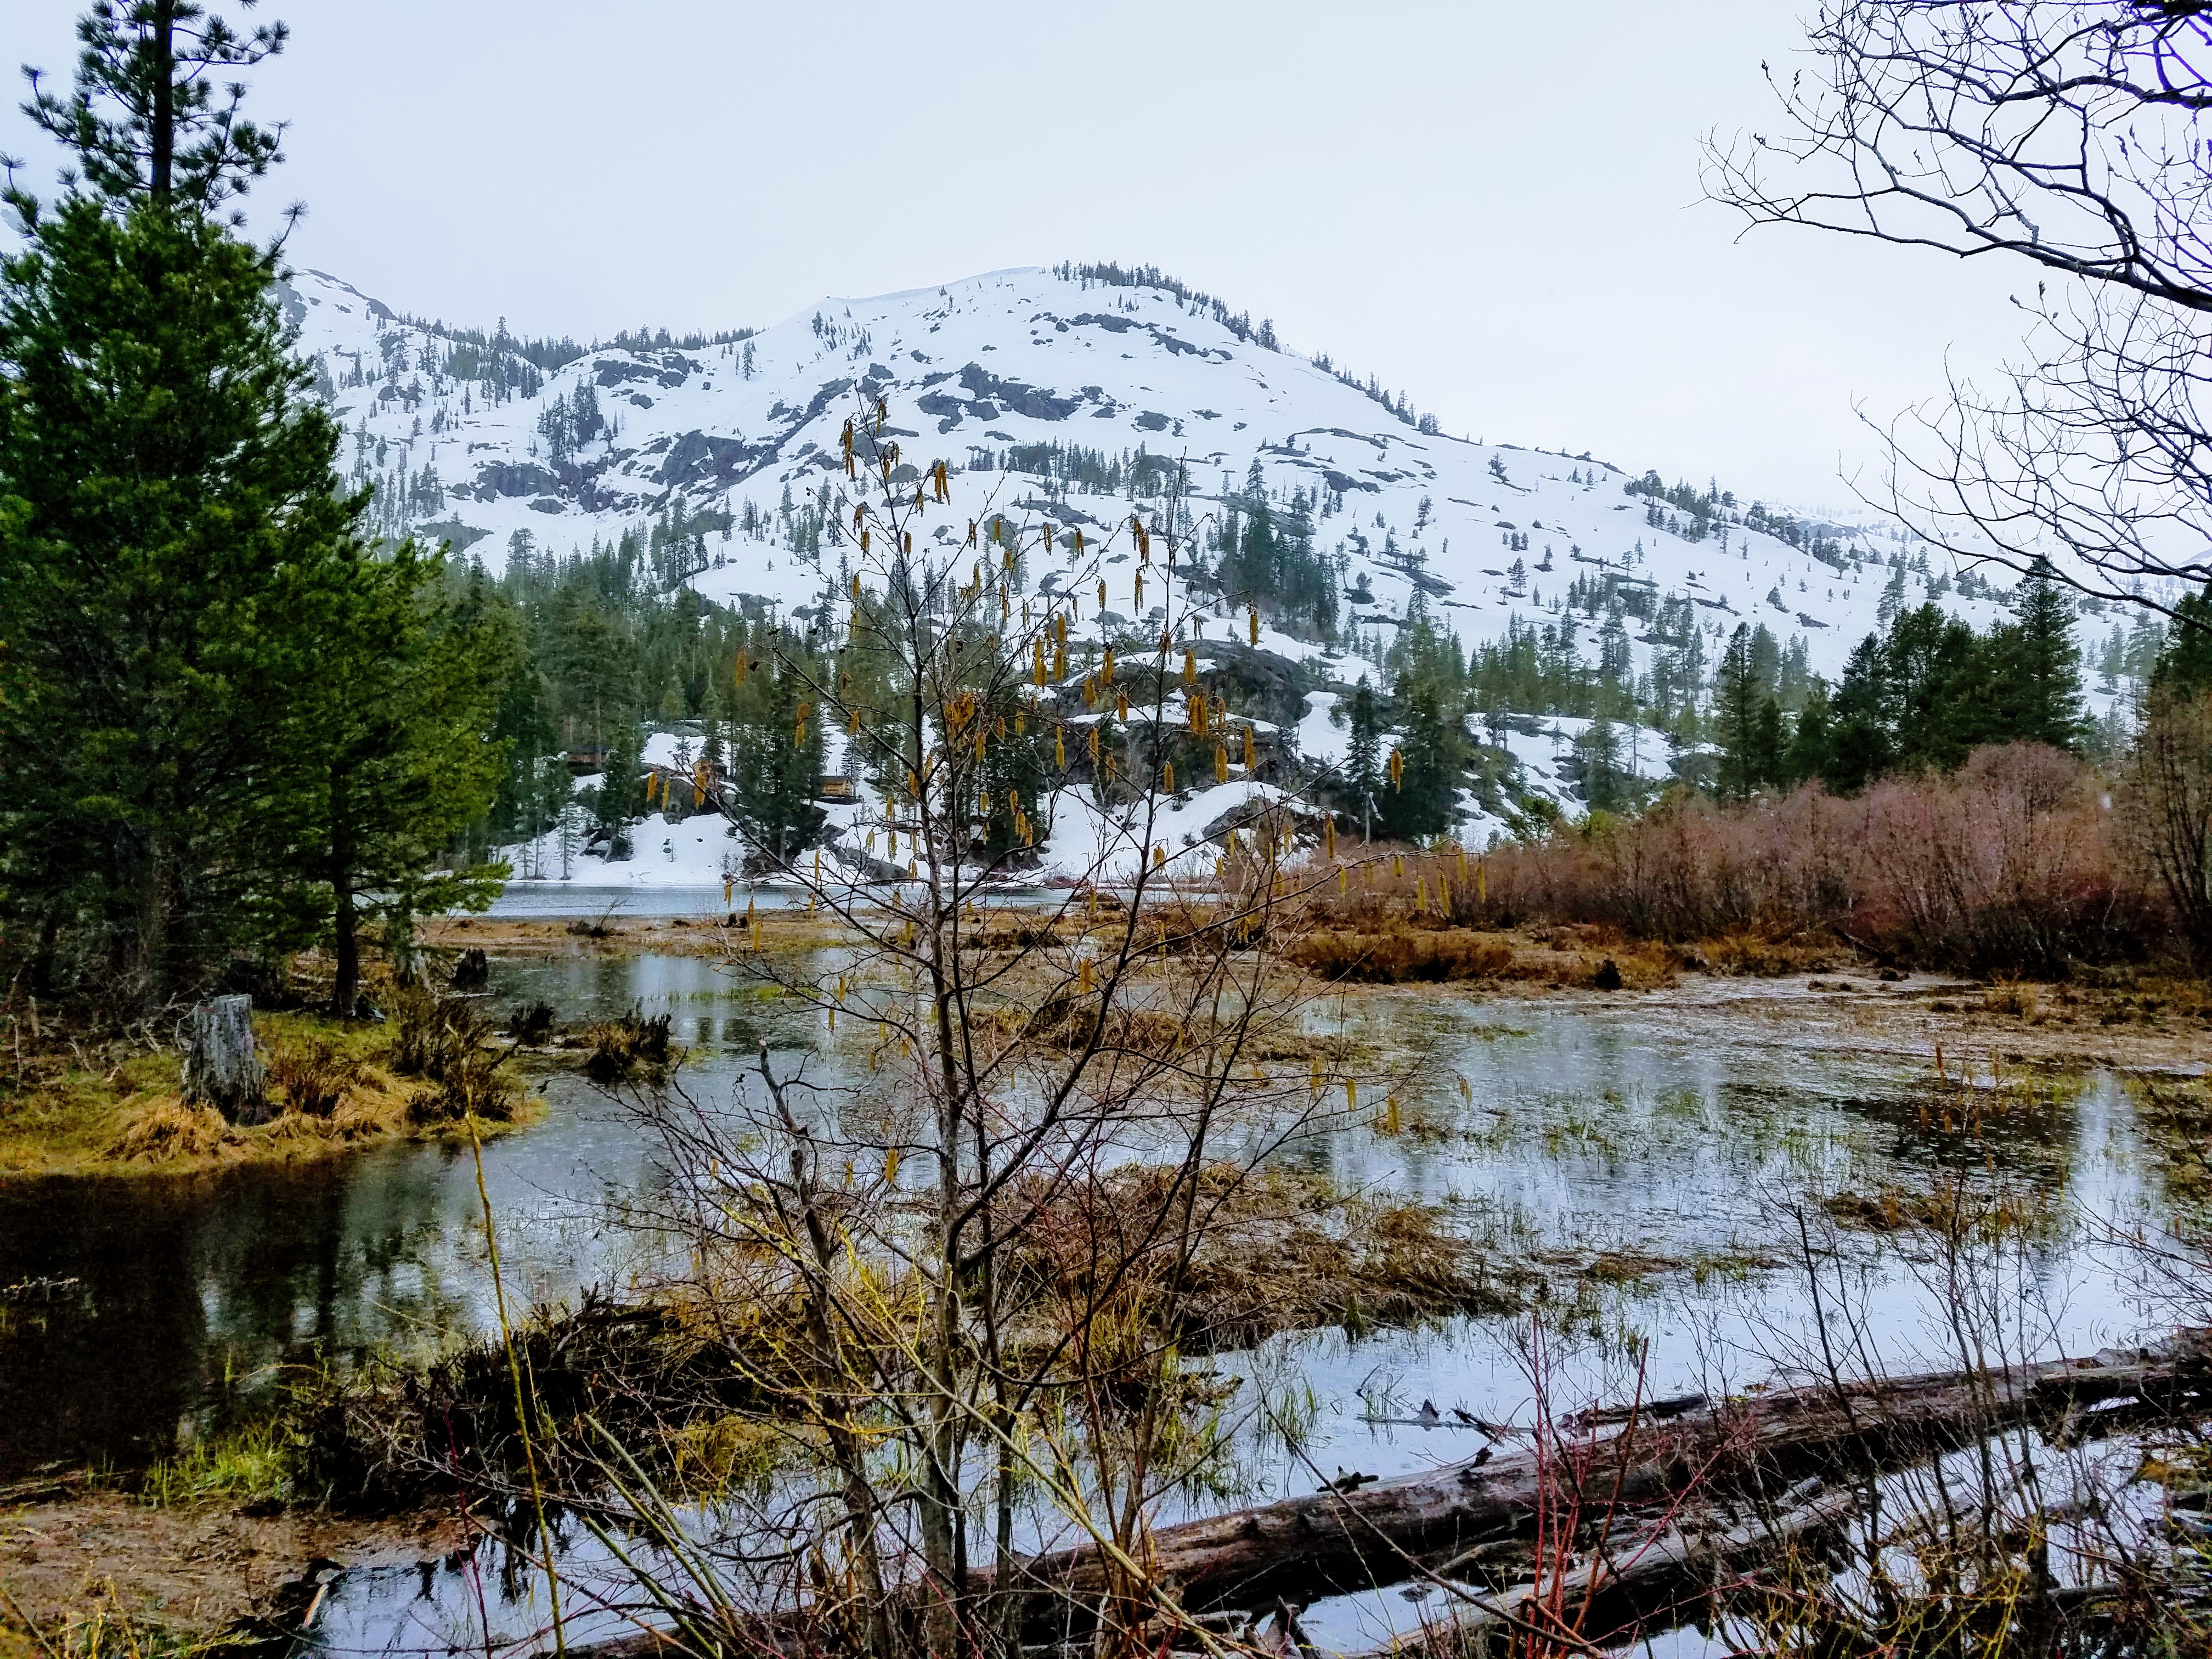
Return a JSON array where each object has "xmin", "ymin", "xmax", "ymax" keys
[{"xmin": 182, "ymin": 994, "xmax": 270, "ymax": 1125}]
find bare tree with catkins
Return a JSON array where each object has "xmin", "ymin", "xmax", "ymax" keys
[
  {"xmin": 582, "ymin": 398, "xmax": 1393, "ymax": 1659},
  {"xmin": 1703, "ymin": 1, "xmax": 2212, "ymax": 620}
]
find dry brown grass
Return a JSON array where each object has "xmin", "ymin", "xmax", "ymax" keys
[
  {"xmin": 265, "ymin": 1034, "xmax": 364, "ymax": 1118},
  {"xmin": 1291, "ymin": 927, "xmax": 1517, "ymax": 984},
  {"xmin": 103, "ymin": 1099, "xmax": 236, "ymax": 1163},
  {"xmin": 1009, "ymin": 1164, "xmax": 1531, "ymax": 1353},
  {"xmin": 581, "ymin": 1006, "xmax": 676, "ymax": 1081},
  {"xmin": 1284, "ymin": 917, "xmax": 1678, "ymax": 991},
  {"xmin": 390, "ymin": 990, "xmax": 522, "ymax": 1122},
  {"xmin": 2, "ymin": 1006, "xmax": 533, "ymax": 1177}
]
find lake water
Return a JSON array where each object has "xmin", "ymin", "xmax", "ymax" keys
[{"xmin": 0, "ymin": 953, "xmax": 2187, "ymax": 1652}]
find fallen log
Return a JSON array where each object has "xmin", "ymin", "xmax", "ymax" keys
[
  {"xmin": 1351, "ymin": 1485, "xmax": 1861, "ymax": 1658},
  {"xmin": 1005, "ymin": 1330, "xmax": 2212, "ymax": 1630},
  {"xmin": 563, "ymin": 1334, "xmax": 2212, "ymax": 1659}
]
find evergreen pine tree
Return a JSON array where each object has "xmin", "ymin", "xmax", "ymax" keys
[
  {"xmin": 1751, "ymin": 696, "xmax": 1785, "ymax": 787},
  {"xmin": 1782, "ymin": 682, "xmax": 1836, "ymax": 786},
  {"xmin": 1342, "ymin": 677, "xmax": 1384, "ymax": 831},
  {"xmin": 277, "ymin": 551, "xmax": 516, "ymax": 1013},
  {"xmin": 2, "ymin": 3, "xmax": 509, "ymax": 1005},
  {"xmin": 728, "ymin": 662, "xmax": 825, "ymax": 868},
  {"xmin": 1378, "ymin": 673, "xmax": 1463, "ymax": 840},
  {"xmin": 592, "ymin": 722, "xmax": 642, "ymax": 859},
  {"xmin": 2154, "ymin": 582, "xmax": 2212, "ymax": 692},
  {"xmin": 1712, "ymin": 624, "xmax": 1765, "ymax": 801},
  {"xmin": 0, "ymin": 197, "xmax": 355, "ymax": 997},
  {"xmin": 1995, "ymin": 559, "xmax": 2085, "ymax": 749}
]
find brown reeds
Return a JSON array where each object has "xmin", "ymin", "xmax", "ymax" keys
[{"xmin": 1300, "ymin": 744, "xmax": 2169, "ymax": 977}]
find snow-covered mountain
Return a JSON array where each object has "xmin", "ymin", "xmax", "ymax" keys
[{"xmin": 283, "ymin": 261, "xmax": 2147, "ymax": 858}]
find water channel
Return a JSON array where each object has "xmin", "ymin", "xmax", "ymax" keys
[{"xmin": 0, "ymin": 936, "xmax": 2192, "ymax": 1654}]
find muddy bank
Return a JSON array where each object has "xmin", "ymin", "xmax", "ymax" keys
[{"xmin": 0, "ymin": 1486, "xmax": 464, "ymax": 1654}]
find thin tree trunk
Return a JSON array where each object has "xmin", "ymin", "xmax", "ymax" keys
[
  {"xmin": 331, "ymin": 770, "xmax": 359, "ymax": 1015},
  {"xmin": 151, "ymin": 1, "xmax": 174, "ymax": 199},
  {"xmin": 138, "ymin": 833, "xmax": 172, "ymax": 1013}
]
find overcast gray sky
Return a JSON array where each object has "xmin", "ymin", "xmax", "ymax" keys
[{"xmin": 2, "ymin": 0, "xmax": 2034, "ymax": 509}]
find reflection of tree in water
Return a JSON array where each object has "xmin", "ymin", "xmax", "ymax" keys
[{"xmin": 0, "ymin": 1151, "xmax": 456, "ymax": 1475}]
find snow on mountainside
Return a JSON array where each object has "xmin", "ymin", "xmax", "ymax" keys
[{"xmin": 281, "ymin": 261, "xmax": 2140, "ymax": 864}]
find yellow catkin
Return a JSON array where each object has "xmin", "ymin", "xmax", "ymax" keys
[
  {"xmin": 1324, "ymin": 817, "xmax": 1336, "ymax": 859},
  {"xmin": 883, "ymin": 1147, "xmax": 900, "ymax": 1184},
  {"xmin": 1338, "ymin": 865, "xmax": 1347, "ymax": 897},
  {"xmin": 1477, "ymin": 861, "xmax": 1487, "ymax": 903},
  {"xmin": 1116, "ymin": 689, "xmax": 1129, "ymax": 721},
  {"xmin": 1457, "ymin": 845, "xmax": 1468, "ymax": 883},
  {"xmin": 1392, "ymin": 852, "xmax": 1405, "ymax": 878},
  {"xmin": 1055, "ymin": 727, "xmax": 1066, "ymax": 768},
  {"xmin": 1163, "ymin": 761, "xmax": 1175, "ymax": 793},
  {"xmin": 1053, "ymin": 645, "xmax": 1065, "ymax": 680},
  {"xmin": 1079, "ymin": 959, "xmax": 1093, "ymax": 993},
  {"xmin": 1215, "ymin": 744, "xmax": 1229, "ymax": 783},
  {"xmin": 1134, "ymin": 572, "xmax": 1144, "ymax": 607},
  {"xmin": 1088, "ymin": 726, "xmax": 1101, "ymax": 763},
  {"xmin": 1097, "ymin": 579, "xmax": 1108, "ymax": 607},
  {"xmin": 1153, "ymin": 844, "xmax": 1167, "ymax": 868},
  {"xmin": 1182, "ymin": 649, "xmax": 1197, "ymax": 685},
  {"xmin": 1346, "ymin": 1078, "xmax": 1358, "ymax": 1112},
  {"xmin": 1457, "ymin": 1074, "xmax": 1472, "ymax": 1103},
  {"xmin": 1249, "ymin": 608, "xmax": 1260, "ymax": 646},
  {"xmin": 1102, "ymin": 647, "xmax": 1115, "ymax": 684},
  {"xmin": 1389, "ymin": 748, "xmax": 1404, "ymax": 790},
  {"xmin": 1383, "ymin": 1096, "xmax": 1401, "ymax": 1135}
]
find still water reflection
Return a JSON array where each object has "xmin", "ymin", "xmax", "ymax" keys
[
  {"xmin": 0, "ymin": 953, "xmax": 804, "ymax": 1480},
  {"xmin": 0, "ymin": 955, "xmax": 2160, "ymax": 1496}
]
